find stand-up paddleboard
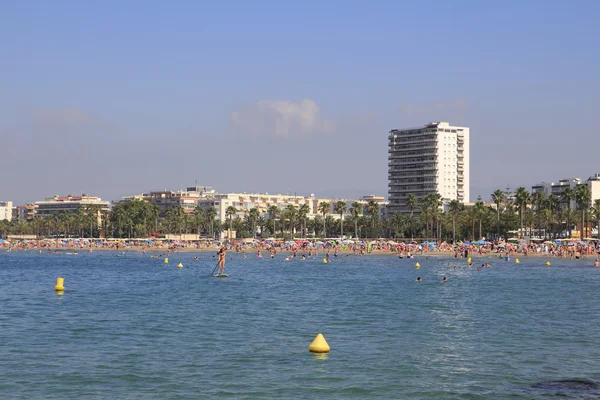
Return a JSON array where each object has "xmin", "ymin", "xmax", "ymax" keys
[{"xmin": 212, "ymin": 274, "xmax": 229, "ymax": 278}]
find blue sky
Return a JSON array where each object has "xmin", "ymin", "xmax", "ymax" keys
[{"xmin": 1, "ymin": 1, "xmax": 599, "ymax": 204}]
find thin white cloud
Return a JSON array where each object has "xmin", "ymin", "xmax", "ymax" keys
[{"xmin": 231, "ymin": 99, "xmax": 335, "ymax": 138}]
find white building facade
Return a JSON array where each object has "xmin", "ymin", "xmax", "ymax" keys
[
  {"xmin": 388, "ymin": 121, "xmax": 470, "ymax": 213},
  {"xmin": 0, "ymin": 201, "xmax": 13, "ymax": 221}
]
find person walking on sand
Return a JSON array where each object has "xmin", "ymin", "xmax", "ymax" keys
[{"xmin": 217, "ymin": 247, "xmax": 226, "ymax": 275}]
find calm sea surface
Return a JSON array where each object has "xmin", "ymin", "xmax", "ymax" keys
[{"xmin": 1, "ymin": 250, "xmax": 600, "ymax": 399}]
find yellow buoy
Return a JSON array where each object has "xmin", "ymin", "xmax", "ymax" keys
[
  {"xmin": 323, "ymin": 258, "xmax": 328, "ymax": 263},
  {"xmin": 178, "ymin": 263, "xmax": 183, "ymax": 268},
  {"xmin": 54, "ymin": 277, "xmax": 64, "ymax": 292},
  {"xmin": 515, "ymin": 258, "xmax": 520, "ymax": 264},
  {"xmin": 309, "ymin": 333, "xmax": 330, "ymax": 353},
  {"xmin": 415, "ymin": 262, "xmax": 420, "ymax": 269},
  {"xmin": 545, "ymin": 261, "xmax": 551, "ymax": 266},
  {"xmin": 467, "ymin": 257, "xmax": 472, "ymax": 264},
  {"xmin": 164, "ymin": 258, "xmax": 169, "ymax": 264}
]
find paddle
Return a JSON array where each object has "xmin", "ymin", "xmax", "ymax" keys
[{"xmin": 209, "ymin": 261, "xmax": 219, "ymax": 276}]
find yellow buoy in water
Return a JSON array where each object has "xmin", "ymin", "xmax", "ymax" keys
[
  {"xmin": 415, "ymin": 262, "xmax": 420, "ymax": 269},
  {"xmin": 178, "ymin": 263, "xmax": 183, "ymax": 268},
  {"xmin": 309, "ymin": 333, "xmax": 330, "ymax": 353},
  {"xmin": 467, "ymin": 257, "xmax": 472, "ymax": 264},
  {"xmin": 545, "ymin": 261, "xmax": 551, "ymax": 266},
  {"xmin": 323, "ymin": 258, "xmax": 328, "ymax": 264},
  {"xmin": 54, "ymin": 277, "xmax": 64, "ymax": 292},
  {"xmin": 164, "ymin": 258, "xmax": 169, "ymax": 264},
  {"xmin": 515, "ymin": 258, "xmax": 520, "ymax": 264}
]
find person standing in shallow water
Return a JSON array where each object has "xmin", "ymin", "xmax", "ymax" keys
[{"xmin": 217, "ymin": 247, "xmax": 226, "ymax": 275}]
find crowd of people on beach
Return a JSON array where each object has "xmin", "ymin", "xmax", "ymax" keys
[{"xmin": 1, "ymin": 237, "xmax": 598, "ymax": 262}]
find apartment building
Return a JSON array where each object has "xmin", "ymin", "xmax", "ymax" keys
[{"xmin": 388, "ymin": 121, "xmax": 469, "ymax": 214}]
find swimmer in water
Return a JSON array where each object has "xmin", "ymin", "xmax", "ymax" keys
[
  {"xmin": 441, "ymin": 277, "xmax": 448, "ymax": 282},
  {"xmin": 453, "ymin": 266, "xmax": 457, "ymax": 270},
  {"xmin": 594, "ymin": 259, "xmax": 599, "ymax": 267},
  {"xmin": 416, "ymin": 277, "xmax": 422, "ymax": 282}
]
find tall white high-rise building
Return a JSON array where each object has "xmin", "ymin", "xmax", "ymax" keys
[{"xmin": 388, "ymin": 121, "xmax": 470, "ymax": 213}]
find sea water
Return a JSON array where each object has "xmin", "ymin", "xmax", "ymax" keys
[{"xmin": 1, "ymin": 250, "xmax": 600, "ymax": 399}]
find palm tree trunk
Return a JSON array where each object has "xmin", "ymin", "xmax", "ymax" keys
[
  {"xmin": 452, "ymin": 215, "xmax": 456, "ymax": 244},
  {"xmin": 496, "ymin": 207, "xmax": 500, "ymax": 240},
  {"xmin": 581, "ymin": 209, "xmax": 585, "ymax": 240}
]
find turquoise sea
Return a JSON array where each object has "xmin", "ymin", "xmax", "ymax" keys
[{"xmin": 1, "ymin": 250, "xmax": 600, "ymax": 399}]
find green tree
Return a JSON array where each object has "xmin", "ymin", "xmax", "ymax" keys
[
  {"xmin": 365, "ymin": 200, "xmax": 379, "ymax": 238},
  {"xmin": 561, "ymin": 187, "xmax": 575, "ymax": 237},
  {"xmin": 205, "ymin": 206, "xmax": 217, "ymax": 238},
  {"xmin": 334, "ymin": 200, "xmax": 347, "ymax": 238},
  {"xmin": 406, "ymin": 193, "xmax": 418, "ymax": 239},
  {"xmin": 225, "ymin": 206, "xmax": 237, "ymax": 239},
  {"xmin": 297, "ymin": 204, "xmax": 310, "ymax": 237},
  {"xmin": 390, "ymin": 212, "xmax": 405, "ymax": 238},
  {"xmin": 448, "ymin": 199, "xmax": 462, "ymax": 244},
  {"xmin": 514, "ymin": 187, "xmax": 531, "ymax": 238},
  {"xmin": 474, "ymin": 196, "xmax": 486, "ymax": 240},
  {"xmin": 575, "ymin": 184, "xmax": 591, "ymax": 240},
  {"xmin": 267, "ymin": 205, "xmax": 279, "ymax": 237},
  {"xmin": 592, "ymin": 199, "xmax": 600, "ymax": 241},
  {"xmin": 349, "ymin": 202, "xmax": 362, "ymax": 239},
  {"xmin": 248, "ymin": 208, "xmax": 260, "ymax": 238},
  {"xmin": 490, "ymin": 189, "xmax": 504, "ymax": 239},
  {"xmin": 284, "ymin": 205, "xmax": 297, "ymax": 240},
  {"xmin": 318, "ymin": 202, "xmax": 330, "ymax": 237}
]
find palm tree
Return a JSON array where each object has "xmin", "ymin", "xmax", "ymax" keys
[
  {"xmin": 284, "ymin": 205, "xmax": 297, "ymax": 240},
  {"xmin": 193, "ymin": 205, "xmax": 205, "ymax": 236},
  {"xmin": 248, "ymin": 208, "xmax": 260, "ymax": 238},
  {"xmin": 406, "ymin": 193, "xmax": 418, "ymax": 239},
  {"xmin": 267, "ymin": 205, "xmax": 279, "ymax": 237},
  {"xmin": 592, "ymin": 199, "xmax": 600, "ymax": 241},
  {"xmin": 514, "ymin": 187, "xmax": 531, "ymax": 238},
  {"xmin": 297, "ymin": 204, "xmax": 310, "ymax": 237},
  {"xmin": 390, "ymin": 212, "xmax": 405, "ymax": 238},
  {"xmin": 490, "ymin": 189, "xmax": 504, "ymax": 239},
  {"xmin": 333, "ymin": 200, "xmax": 347, "ymax": 238},
  {"xmin": 448, "ymin": 199, "xmax": 462, "ymax": 244},
  {"xmin": 318, "ymin": 202, "xmax": 330, "ymax": 237},
  {"xmin": 225, "ymin": 206, "xmax": 237, "ymax": 239},
  {"xmin": 533, "ymin": 192, "xmax": 546, "ymax": 239},
  {"xmin": 561, "ymin": 187, "xmax": 575, "ymax": 237},
  {"xmin": 349, "ymin": 202, "xmax": 361, "ymax": 239},
  {"xmin": 474, "ymin": 196, "xmax": 485, "ymax": 240},
  {"xmin": 575, "ymin": 184, "xmax": 591, "ymax": 240},
  {"xmin": 546, "ymin": 194, "xmax": 559, "ymax": 239},
  {"xmin": 205, "ymin": 206, "xmax": 217, "ymax": 238},
  {"xmin": 365, "ymin": 200, "xmax": 379, "ymax": 237}
]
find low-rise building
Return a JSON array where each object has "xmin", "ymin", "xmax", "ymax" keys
[
  {"xmin": 532, "ymin": 174, "xmax": 600, "ymax": 208},
  {"xmin": 0, "ymin": 201, "xmax": 13, "ymax": 221},
  {"xmin": 13, "ymin": 204, "xmax": 37, "ymax": 221},
  {"xmin": 34, "ymin": 195, "xmax": 110, "ymax": 226}
]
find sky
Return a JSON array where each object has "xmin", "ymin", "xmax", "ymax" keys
[{"xmin": 1, "ymin": 0, "xmax": 599, "ymax": 205}]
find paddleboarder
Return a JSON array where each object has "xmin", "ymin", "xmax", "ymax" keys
[{"xmin": 217, "ymin": 247, "xmax": 226, "ymax": 275}]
